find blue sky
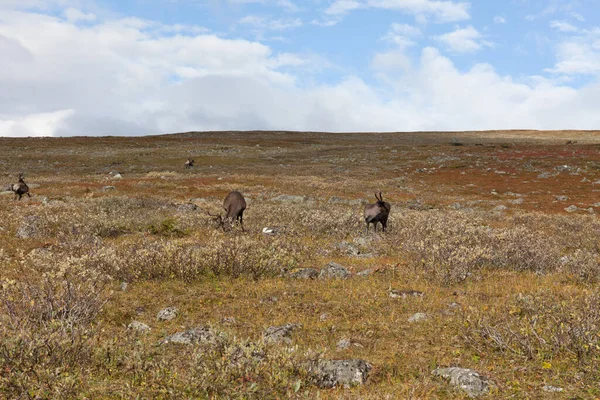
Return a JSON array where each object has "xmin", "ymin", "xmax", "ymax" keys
[{"xmin": 1, "ymin": 0, "xmax": 600, "ymax": 136}]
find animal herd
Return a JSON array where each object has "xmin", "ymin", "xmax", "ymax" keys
[{"xmin": 7, "ymin": 165, "xmax": 392, "ymax": 233}]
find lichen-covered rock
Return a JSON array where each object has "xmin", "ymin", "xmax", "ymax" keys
[
  {"xmin": 263, "ymin": 323, "xmax": 299, "ymax": 344},
  {"xmin": 432, "ymin": 367, "xmax": 492, "ymax": 398},
  {"xmin": 319, "ymin": 262, "xmax": 351, "ymax": 279},
  {"xmin": 310, "ymin": 359, "xmax": 371, "ymax": 388},
  {"xmin": 389, "ymin": 289, "xmax": 424, "ymax": 299},
  {"xmin": 157, "ymin": 307, "xmax": 178, "ymax": 321},
  {"xmin": 161, "ymin": 326, "xmax": 222, "ymax": 345},
  {"xmin": 127, "ymin": 321, "xmax": 151, "ymax": 333},
  {"xmin": 408, "ymin": 313, "xmax": 427, "ymax": 323},
  {"xmin": 289, "ymin": 268, "xmax": 318, "ymax": 280},
  {"xmin": 271, "ymin": 194, "xmax": 308, "ymax": 203}
]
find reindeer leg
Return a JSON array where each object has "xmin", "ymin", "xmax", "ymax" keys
[
  {"xmin": 239, "ymin": 214, "xmax": 245, "ymax": 232},
  {"xmin": 27, "ymin": 192, "xmax": 31, "ymax": 198}
]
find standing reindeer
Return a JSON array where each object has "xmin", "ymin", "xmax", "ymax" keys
[
  {"xmin": 364, "ymin": 192, "xmax": 391, "ymax": 233},
  {"xmin": 207, "ymin": 191, "xmax": 247, "ymax": 232},
  {"xmin": 11, "ymin": 173, "xmax": 31, "ymax": 201},
  {"xmin": 184, "ymin": 158, "xmax": 195, "ymax": 168}
]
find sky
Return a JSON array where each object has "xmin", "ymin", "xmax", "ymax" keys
[{"xmin": 1, "ymin": 0, "xmax": 600, "ymax": 137}]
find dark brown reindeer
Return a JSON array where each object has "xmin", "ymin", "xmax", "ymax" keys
[
  {"xmin": 364, "ymin": 192, "xmax": 391, "ymax": 233},
  {"xmin": 11, "ymin": 173, "xmax": 31, "ymax": 201},
  {"xmin": 184, "ymin": 158, "xmax": 195, "ymax": 168},
  {"xmin": 207, "ymin": 191, "xmax": 247, "ymax": 232}
]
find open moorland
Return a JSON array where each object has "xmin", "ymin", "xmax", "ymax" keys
[{"xmin": 1, "ymin": 130, "xmax": 600, "ymax": 399}]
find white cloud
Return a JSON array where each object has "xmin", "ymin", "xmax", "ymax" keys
[
  {"xmin": 63, "ymin": 7, "xmax": 96, "ymax": 22},
  {"xmin": 321, "ymin": 0, "xmax": 470, "ymax": 25},
  {"xmin": 548, "ymin": 33, "xmax": 600, "ymax": 75},
  {"xmin": 435, "ymin": 25, "xmax": 492, "ymax": 53},
  {"xmin": 2, "ymin": 6, "xmax": 600, "ymax": 137},
  {"xmin": 550, "ymin": 20, "xmax": 579, "ymax": 32},
  {"xmin": 493, "ymin": 16, "xmax": 506, "ymax": 24},
  {"xmin": 239, "ymin": 15, "xmax": 302, "ymax": 31},
  {"xmin": 382, "ymin": 23, "xmax": 422, "ymax": 48}
]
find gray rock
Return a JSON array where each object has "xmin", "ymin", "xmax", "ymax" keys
[
  {"xmin": 101, "ymin": 186, "xmax": 116, "ymax": 192},
  {"xmin": 16, "ymin": 215, "xmax": 42, "ymax": 239},
  {"xmin": 389, "ymin": 289, "xmax": 424, "ymax": 299},
  {"xmin": 408, "ymin": 313, "xmax": 427, "ymax": 323},
  {"xmin": 542, "ymin": 385, "xmax": 563, "ymax": 393},
  {"xmin": 111, "ymin": 173, "xmax": 123, "ymax": 180},
  {"xmin": 157, "ymin": 307, "xmax": 178, "ymax": 321},
  {"xmin": 221, "ymin": 317, "xmax": 237, "ymax": 325},
  {"xmin": 263, "ymin": 323, "xmax": 299, "ymax": 344},
  {"xmin": 319, "ymin": 262, "xmax": 351, "ymax": 279},
  {"xmin": 127, "ymin": 321, "xmax": 151, "ymax": 333},
  {"xmin": 177, "ymin": 203, "xmax": 197, "ymax": 212},
  {"xmin": 510, "ymin": 198, "xmax": 524, "ymax": 205},
  {"xmin": 335, "ymin": 241, "xmax": 360, "ymax": 256},
  {"xmin": 492, "ymin": 205, "xmax": 507, "ymax": 212},
  {"xmin": 260, "ymin": 296, "xmax": 279, "ymax": 304},
  {"xmin": 593, "ymin": 180, "xmax": 600, "ymax": 185},
  {"xmin": 337, "ymin": 338, "xmax": 352, "ymax": 350},
  {"xmin": 356, "ymin": 269, "xmax": 374, "ymax": 277},
  {"xmin": 310, "ymin": 359, "xmax": 371, "ymax": 388},
  {"xmin": 289, "ymin": 268, "xmax": 318, "ymax": 280},
  {"xmin": 555, "ymin": 195, "xmax": 569, "ymax": 202},
  {"xmin": 565, "ymin": 205, "xmax": 579, "ymax": 213},
  {"xmin": 449, "ymin": 202, "xmax": 462, "ymax": 210},
  {"xmin": 319, "ymin": 313, "xmax": 329, "ymax": 322},
  {"xmin": 271, "ymin": 194, "xmax": 308, "ymax": 203},
  {"xmin": 594, "ymin": 202, "xmax": 600, "ymax": 207},
  {"xmin": 161, "ymin": 326, "xmax": 222, "ymax": 345},
  {"xmin": 120, "ymin": 282, "xmax": 128, "ymax": 291},
  {"xmin": 538, "ymin": 172, "xmax": 557, "ymax": 179},
  {"xmin": 432, "ymin": 367, "xmax": 492, "ymax": 398}
]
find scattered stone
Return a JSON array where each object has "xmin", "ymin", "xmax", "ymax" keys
[
  {"xmin": 555, "ymin": 165, "xmax": 573, "ymax": 173},
  {"xmin": 565, "ymin": 205, "xmax": 579, "ymax": 213},
  {"xmin": 594, "ymin": 202, "xmax": 600, "ymax": 208},
  {"xmin": 335, "ymin": 241, "xmax": 360, "ymax": 256},
  {"xmin": 120, "ymin": 282, "xmax": 128, "ymax": 291},
  {"xmin": 177, "ymin": 203, "xmax": 197, "ymax": 212},
  {"xmin": 492, "ymin": 205, "xmax": 507, "ymax": 212},
  {"xmin": 356, "ymin": 269, "xmax": 374, "ymax": 277},
  {"xmin": 127, "ymin": 321, "xmax": 151, "ymax": 333},
  {"xmin": 319, "ymin": 313, "xmax": 329, "ymax": 322},
  {"xmin": 319, "ymin": 262, "xmax": 351, "ymax": 279},
  {"xmin": 542, "ymin": 385, "xmax": 564, "ymax": 393},
  {"xmin": 161, "ymin": 326, "xmax": 222, "ymax": 345},
  {"xmin": 221, "ymin": 317, "xmax": 237, "ymax": 325},
  {"xmin": 111, "ymin": 173, "xmax": 122, "ymax": 180},
  {"xmin": 310, "ymin": 359, "xmax": 371, "ymax": 389},
  {"xmin": 408, "ymin": 313, "xmax": 428, "ymax": 323},
  {"xmin": 592, "ymin": 180, "xmax": 600, "ymax": 185},
  {"xmin": 389, "ymin": 289, "xmax": 424, "ymax": 299},
  {"xmin": 337, "ymin": 338, "xmax": 352, "ymax": 350},
  {"xmin": 432, "ymin": 367, "xmax": 492, "ymax": 398},
  {"xmin": 555, "ymin": 195, "xmax": 569, "ymax": 201},
  {"xmin": 101, "ymin": 186, "xmax": 116, "ymax": 192},
  {"xmin": 510, "ymin": 198, "xmax": 524, "ymax": 205},
  {"xmin": 135, "ymin": 306, "xmax": 146, "ymax": 315},
  {"xmin": 353, "ymin": 237, "xmax": 370, "ymax": 247},
  {"xmin": 449, "ymin": 202, "xmax": 462, "ymax": 210},
  {"xmin": 271, "ymin": 194, "xmax": 308, "ymax": 203},
  {"xmin": 157, "ymin": 307, "xmax": 178, "ymax": 321},
  {"xmin": 582, "ymin": 177, "xmax": 591, "ymax": 183},
  {"xmin": 538, "ymin": 172, "xmax": 556, "ymax": 179},
  {"xmin": 586, "ymin": 207, "xmax": 595, "ymax": 214},
  {"xmin": 260, "ymin": 296, "xmax": 279, "ymax": 304},
  {"xmin": 263, "ymin": 323, "xmax": 299, "ymax": 344},
  {"xmin": 262, "ymin": 227, "xmax": 278, "ymax": 236},
  {"xmin": 16, "ymin": 215, "xmax": 42, "ymax": 239},
  {"xmin": 289, "ymin": 268, "xmax": 318, "ymax": 280}
]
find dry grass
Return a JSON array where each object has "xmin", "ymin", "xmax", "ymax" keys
[{"xmin": 1, "ymin": 130, "xmax": 600, "ymax": 398}]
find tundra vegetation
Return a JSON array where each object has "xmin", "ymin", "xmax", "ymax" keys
[{"xmin": 1, "ymin": 130, "xmax": 600, "ymax": 399}]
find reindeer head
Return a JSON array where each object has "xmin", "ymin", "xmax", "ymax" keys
[{"xmin": 206, "ymin": 211, "xmax": 231, "ymax": 231}]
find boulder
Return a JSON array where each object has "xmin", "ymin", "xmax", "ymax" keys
[
  {"xmin": 319, "ymin": 262, "xmax": 351, "ymax": 279},
  {"xmin": 161, "ymin": 326, "xmax": 222, "ymax": 345},
  {"xmin": 157, "ymin": 307, "xmax": 178, "ymax": 321},
  {"xmin": 127, "ymin": 321, "xmax": 151, "ymax": 334},
  {"xmin": 310, "ymin": 359, "xmax": 371, "ymax": 388},
  {"xmin": 432, "ymin": 367, "xmax": 492, "ymax": 398},
  {"xmin": 263, "ymin": 323, "xmax": 299, "ymax": 344}
]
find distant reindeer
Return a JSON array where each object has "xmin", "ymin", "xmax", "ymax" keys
[
  {"xmin": 184, "ymin": 158, "xmax": 195, "ymax": 168},
  {"xmin": 11, "ymin": 173, "xmax": 31, "ymax": 201},
  {"xmin": 364, "ymin": 192, "xmax": 391, "ymax": 233},
  {"xmin": 207, "ymin": 191, "xmax": 247, "ymax": 232}
]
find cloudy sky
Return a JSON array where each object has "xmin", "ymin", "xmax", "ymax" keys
[{"xmin": 1, "ymin": 0, "xmax": 599, "ymax": 136}]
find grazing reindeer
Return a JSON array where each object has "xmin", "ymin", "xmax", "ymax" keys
[
  {"xmin": 364, "ymin": 192, "xmax": 391, "ymax": 233},
  {"xmin": 207, "ymin": 191, "xmax": 247, "ymax": 232},
  {"xmin": 11, "ymin": 173, "xmax": 31, "ymax": 201},
  {"xmin": 184, "ymin": 158, "xmax": 195, "ymax": 168}
]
